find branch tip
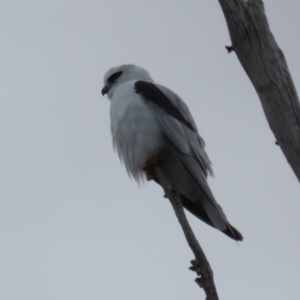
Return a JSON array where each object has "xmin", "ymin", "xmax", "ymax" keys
[
  {"xmin": 195, "ymin": 277, "xmax": 204, "ymax": 288},
  {"xmin": 225, "ymin": 45, "xmax": 234, "ymax": 53}
]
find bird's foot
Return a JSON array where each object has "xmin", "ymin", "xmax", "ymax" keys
[
  {"xmin": 145, "ymin": 169, "xmax": 156, "ymax": 181},
  {"xmin": 143, "ymin": 155, "xmax": 158, "ymax": 181}
]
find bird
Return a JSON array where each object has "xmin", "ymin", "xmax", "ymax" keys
[{"xmin": 102, "ymin": 64, "xmax": 243, "ymax": 241}]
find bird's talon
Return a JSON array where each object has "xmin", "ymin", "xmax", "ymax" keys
[
  {"xmin": 144, "ymin": 155, "xmax": 159, "ymax": 181},
  {"xmin": 146, "ymin": 169, "xmax": 156, "ymax": 181},
  {"xmin": 145, "ymin": 155, "xmax": 158, "ymax": 168}
]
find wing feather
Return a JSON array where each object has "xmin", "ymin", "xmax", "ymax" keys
[{"xmin": 135, "ymin": 81, "xmax": 230, "ymax": 230}]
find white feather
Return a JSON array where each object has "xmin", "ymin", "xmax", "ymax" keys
[{"xmin": 110, "ymin": 81, "xmax": 162, "ymax": 181}]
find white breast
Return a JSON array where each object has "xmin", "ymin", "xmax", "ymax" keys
[{"xmin": 110, "ymin": 81, "xmax": 163, "ymax": 181}]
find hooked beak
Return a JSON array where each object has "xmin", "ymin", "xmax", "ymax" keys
[{"xmin": 101, "ymin": 85, "xmax": 110, "ymax": 96}]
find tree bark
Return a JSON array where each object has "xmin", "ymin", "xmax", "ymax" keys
[
  {"xmin": 155, "ymin": 168, "xmax": 219, "ymax": 300},
  {"xmin": 218, "ymin": 0, "xmax": 300, "ymax": 182}
]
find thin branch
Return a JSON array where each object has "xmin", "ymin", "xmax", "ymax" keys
[
  {"xmin": 218, "ymin": 0, "xmax": 300, "ymax": 182},
  {"xmin": 155, "ymin": 167, "xmax": 219, "ymax": 300}
]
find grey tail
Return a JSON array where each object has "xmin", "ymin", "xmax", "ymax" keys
[
  {"xmin": 153, "ymin": 177, "xmax": 243, "ymax": 241},
  {"xmin": 181, "ymin": 196, "xmax": 243, "ymax": 241},
  {"xmin": 223, "ymin": 223, "xmax": 243, "ymax": 241}
]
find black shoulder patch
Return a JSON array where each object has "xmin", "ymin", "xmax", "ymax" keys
[{"xmin": 134, "ymin": 81, "xmax": 195, "ymax": 132}]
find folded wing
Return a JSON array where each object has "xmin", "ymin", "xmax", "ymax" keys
[{"xmin": 134, "ymin": 81, "xmax": 243, "ymax": 241}]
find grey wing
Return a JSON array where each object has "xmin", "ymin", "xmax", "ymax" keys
[
  {"xmin": 134, "ymin": 80, "xmax": 242, "ymax": 240},
  {"xmin": 150, "ymin": 84, "xmax": 230, "ymax": 231},
  {"xmin": 155, "ymin": 84, "xmax": 213, "ymax": 177}
]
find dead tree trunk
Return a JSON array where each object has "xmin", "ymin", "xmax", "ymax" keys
[{"xmin": 218, "ymin": 0, "xmax": 300, "ymax": 182}]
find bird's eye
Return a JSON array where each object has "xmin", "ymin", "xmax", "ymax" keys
[{"xmin": 107, "ymin": 71, "xmax": 123, "ymax": 84}]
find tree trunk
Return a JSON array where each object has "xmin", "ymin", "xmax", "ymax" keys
[{"xmin": 218, "ymin": 0, "xmax": 300, "ymax": 182}]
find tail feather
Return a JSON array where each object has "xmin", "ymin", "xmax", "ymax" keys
[
  {"xmin": 182, "ymin": 195, "xmax": 243, "ymax": 241},
  {"xmin": 223, "ymin": 223, "xmax": 243, "ymax": 241},
  {"xmin": 153, "ymin": 177, "xmax": 243, "ymax": 241}
]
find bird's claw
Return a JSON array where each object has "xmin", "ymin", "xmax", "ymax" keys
[{"xmin": 143, "ymin": 155, "xmax": 158, "ymax": 181}]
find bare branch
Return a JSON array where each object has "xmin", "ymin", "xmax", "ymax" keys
[
  {"xmin": 155, "ymin": 167, "xmax": 219, "ymax": 300},
  {"xmin": 218, "ymin": 0, "xmax": 300, "ymax": 182}
]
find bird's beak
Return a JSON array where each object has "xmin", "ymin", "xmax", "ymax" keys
[{"xmin": 101, "ymin": 85, "xmax": 110, "ymax": 96}]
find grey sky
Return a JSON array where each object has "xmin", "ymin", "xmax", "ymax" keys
[{"xmin": 1, "ymin": 1, "xmax": 299, "ymax": 299}]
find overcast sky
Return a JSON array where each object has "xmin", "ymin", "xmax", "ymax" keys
[{"xmin": 1, "ymin": 1, "xmax": 300, "ymax": 299}]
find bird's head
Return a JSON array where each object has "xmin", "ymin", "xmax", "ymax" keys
[{"xmin": 102, "ymin": 64, "xmax": 153, "ymax": 99}]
